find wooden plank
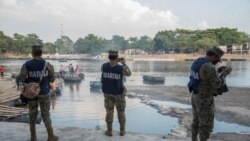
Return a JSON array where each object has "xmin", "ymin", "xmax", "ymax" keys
[
  {"xmin": 0, "ymin": 108, "xmax": 28, "ymax": 112},
  {"xmin": 0, "ymin": 94, "xmax": 20, "ymax": 103},
  {"xmin": 0, "ymin": 93, "xmax": 19, "ymax": 98},
  {"xmin": 0, "ymin": 94, "xmax": 20, "ymax": 99},
  {"xmin": 0, "ymin": 114, "xmax": 23, "ymax": 118},
  {"xmin": 0, "ymin": 110, "xmax": 28, "ymax": 114},
  {"xmin": 0, "ymin": 105, "xmax": 26, "ymax": 110},
  {"xmin": 0, "ymin": 107, "xmax": 27, "ymax": 111}
]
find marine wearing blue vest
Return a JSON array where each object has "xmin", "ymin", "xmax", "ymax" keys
[
  {"xmin": 101, "ymin": 62, "xmax": 124, "ymax": 95},
  {"xmin": 25, "ymin": 59, "xmax": 50, "ymax": 95},
  {"xmin": 188, "ymin": 57, "xmax": 229, "ymax": 95},
  {"xmin": 188, "ymin": 57, "xmax": 209, "ymax": 93},
  {"xmin": 18, "ymin": 44, "xmax": 58, "ymax": 141},
  {"xmin": 188, "ymin": 47, "xmax": 232, "ymax": 141},
  {"xmin": 101, "ymin": 50, "xmax": 131, "ymax": 137}
]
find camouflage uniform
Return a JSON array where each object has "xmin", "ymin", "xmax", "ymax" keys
[
  {"xmin": 103, "ymin": 64, "xmax": 131, "ymax": 132},
  {"xmin": 18, "ymin": 57, "xmax": 56, "ymax": 140},
  {"xmin": 191, "ymin": 52, "xmax": 226, "ymax": 141}
]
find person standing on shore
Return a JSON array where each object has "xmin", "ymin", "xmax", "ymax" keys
[
  {"xmin": 0, "ymin": 65, "xmax": 5, "ymax": 78},
  {"xmin": 188, "ymin": 47, "xmax": 232, "ymax": 141},
  {"xmin": 18, "ymin": 44, "xmax": 58, "ymax": 141},
  {"xmin": 101, "ymin": 50, "xmax": 131, "ymax": 137}
]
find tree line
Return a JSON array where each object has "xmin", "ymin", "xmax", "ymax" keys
[{"xmin": 0, "ymin": 27, "xmax": 249, "ymax": 55}]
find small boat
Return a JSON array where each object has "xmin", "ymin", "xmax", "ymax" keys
[
  {"xmin": 143, "ymin": 75, "xmax": 165, "ymax": 84},
  {"xmin": 58, "ymin": 59, "xmax": 68, "ymax": 62},
  {"xmin": 90, "ymin": 81, "xmax": 102, "ymax": 89},
  {"xmin": 63, "ymin": 77, "xmax": 82, "ymax": 83},
  {"xmin": 78, "ymin": 73, "xmax": 85, "ymax": 80}
]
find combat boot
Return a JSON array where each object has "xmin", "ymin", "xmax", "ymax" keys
[
  {"xmin": 120, "ymin": 122, "xmax": 126, "ymax": 136},
  {"xmin": 192, "ymin": 136, "xmax": 198, "ymax": 141},
  {"xmin": 105, "ymin": 123, "xmax": 113, "ymax": 136},
  {"xmin": 47, "ymin": 127, "xmax": 59, "ymax": 141},
  {"xmin": 30, "ymin": 124, "xmax": 37, "ymax": 141}
]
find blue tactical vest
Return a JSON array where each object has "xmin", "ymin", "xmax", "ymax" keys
[
  {"xmin": 188, "ymin": 57, "xmax": 209, "ymax": 93},
  {"xmin": 188, "ymin": 57, "xmax": 229, "ymax": 94},
  {"xmin": 101, "ymin": 63, "xmax": 124, "ymax": 95},
  {"xmin": 25, "ymin": 59, "xmax": 50, "ymax": 95}
]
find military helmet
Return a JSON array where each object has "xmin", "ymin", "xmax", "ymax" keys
[
  {"xmin": 108, "ymin": 50, "xmax": 118, "ymax": 56},
  {"xmin": 32, "ymin": 44, "xmax": 42, "ymax": 50},
  {"xmin": 31, "ymin": 44, "xmax": 43, "ymax": 57},
  {"xmin": 209, "ymin": 47, "xmax": 224, "ymax": 61}
]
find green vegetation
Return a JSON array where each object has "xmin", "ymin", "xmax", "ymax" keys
[{"xmin": 0, "ymin": 28, "xmax": 249, "ymax": 55}]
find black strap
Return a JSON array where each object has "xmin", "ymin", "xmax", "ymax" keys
[{"xmin": 39, "ymin": 61, "xmax": 48, "ymax": 84}]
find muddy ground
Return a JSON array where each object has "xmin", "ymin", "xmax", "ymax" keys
[{"xmin": 127, "ymin": 85, "xmax": 250, "ymax": 141}]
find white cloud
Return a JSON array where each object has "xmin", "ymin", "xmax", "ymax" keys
[
  {"xmin": 0, "ymin": 0, "xmax": 180, "ymax": 41},
  {"xmin": 198, "ymin": 20, "xmax": 210, "ymax": 29}
]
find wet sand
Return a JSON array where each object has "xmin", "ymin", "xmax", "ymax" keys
[
  {"xmin": 127, "ymin": 85, "xmax": 250, "ymax": 140},
  {"xmin": 0, "ymin": 78, "xmax": 16, "ymax": 96}
]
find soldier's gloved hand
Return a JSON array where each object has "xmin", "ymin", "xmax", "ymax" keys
[
  {"xmin": 121, "ymin": 58, "xmax": 126, "ymax": 65},
  {"xmin": 220, "ymin": 66, "xmax": 232, "ymax": 78},
  {"xmin": 217, "ymin": 66, "xmax": 226, "ymax": 73}
]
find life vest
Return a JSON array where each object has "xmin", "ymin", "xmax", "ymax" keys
[
  {"xmin": 188, "ymin": 57, "xmax": 229, "ymax": 94},
  {"xmin": 188, "ymin": 57, "xmax": 209, "ymax": 93},
  {"xmin": 25, "ymin": 59, "xmax": 50, "ymax": 95},
  {"xmin": 101, "ymin": 63, "xmax": 124, "ymax": 95}
]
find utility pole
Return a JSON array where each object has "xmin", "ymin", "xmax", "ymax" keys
[{"xmin": 60, "ymin": 24, "xmax": 64, "ymax": 38}]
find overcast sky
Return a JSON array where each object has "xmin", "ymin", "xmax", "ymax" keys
[{"xmin": 0, "ymin": 0, "xmax": 249, "ymax": 42}]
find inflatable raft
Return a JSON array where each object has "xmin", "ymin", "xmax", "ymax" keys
[{"xmin": 143, "ymin": 75, "xmax": 165, "ymax": 84}]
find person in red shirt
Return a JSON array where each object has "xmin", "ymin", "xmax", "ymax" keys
[
  {"xmin": 0, "ymin": 65, "xmax": 5, "ymax": 78},
  {"xmin": 74, "ymin": 65, "xmax": 80, "ymax": 76}
]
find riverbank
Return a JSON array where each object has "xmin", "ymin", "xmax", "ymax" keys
[
  {"xmin": 127, "ymin": 85, "xmax": 250, "ymax": 141},
  {"xmin": 1, "ymin": 53, "xmax": 250, "ymax": 61},
  {"xmin": 127, "ymin": 85, "xmax": 250, "ymax": 126}
]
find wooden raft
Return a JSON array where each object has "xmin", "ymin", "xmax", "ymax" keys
[
  {"xmin": 0, "ymin": 92, "xmax": 20, "ymax": 104},
  {"xmin": 0, "ymin": 105, "xmax": 28, "ymax": 119},
  {"xmin": 0, "ymin": 92, "xmax": 28, "ymax": 119}
]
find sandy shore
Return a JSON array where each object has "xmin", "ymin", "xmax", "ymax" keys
[{"xmin": 0, "ymin": 77, "xmax": 16, "ymax": 95}]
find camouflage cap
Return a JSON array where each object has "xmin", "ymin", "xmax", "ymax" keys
[
  {"xmin": 32, "ymin": 44, "xmax": 42, "ymax": 50},
  {"xmin": 31, "ymin": 44, "xmax": 43, "ymax": 57},
  {"xmin": 108, "ymin": 50, "xmax": 118, "ymax": 56},
  {"xmin": 210, "ymin": 47, "xmax": 224, "ymax": 61}
]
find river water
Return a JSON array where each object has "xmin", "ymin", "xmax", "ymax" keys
[{"xmin": 0, "ymin": 59, "xmax": 250, "ymax": 134}]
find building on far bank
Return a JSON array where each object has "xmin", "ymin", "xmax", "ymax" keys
[
  {"xmin": 124, "ymin": 49, "xmax": 146, "ymax": 55},
  {"xmin": 219, "ymin": 43, "xmax": 249, "ymax": 54}
]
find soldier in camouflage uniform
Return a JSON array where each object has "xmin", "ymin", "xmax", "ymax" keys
[
  {"xmin": 188, "ymin": 47, "xmax": 232, "ymax": 141},
  {"xmin": 101, "ymin": 50, "xmax": 131, "ymax": 136},
  {"xmin": 18, "ymin": 45, "xmax": 58, "ymax": 141}
]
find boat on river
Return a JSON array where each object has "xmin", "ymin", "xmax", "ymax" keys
[
  {"xmin": 143, "ymin": 75, "xmax": 165, "ymax": 84},
  {"xmin": 90, "ymin": 81, "xmax": 102, "ymax": 90}
]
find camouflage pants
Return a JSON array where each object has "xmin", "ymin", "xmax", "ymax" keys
[
  {"xmin": 104, "ymin": 94, "xmax": 126, "ymax": 125},
  {"xmin": 191, "ymin": 93, "xmax": 215, "ymax": 141},
  {"xmin": 28, "ymin": 94, "xmax": 53, "ymax": 131}
]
